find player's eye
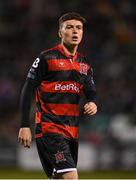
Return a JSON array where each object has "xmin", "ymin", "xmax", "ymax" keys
[
  {"xmin": 76, "ymin": 25, "xmax": 83, "ymax": 30},
  {"xmin": 66, "ymin": 25, "xmax": 73, "ymax": 29}
]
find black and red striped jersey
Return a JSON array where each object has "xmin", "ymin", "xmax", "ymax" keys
[{"xmin": 26, "ymin": 44, "xmax": 96, "ymax": 139}]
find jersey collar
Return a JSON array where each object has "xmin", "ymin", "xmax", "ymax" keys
[{"xmin": 56, "ymin": 44, "xmax": 78, "ymax": 61}]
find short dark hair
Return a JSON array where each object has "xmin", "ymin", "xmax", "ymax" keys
[{"xmin": 59, "ymin": 12, "xmax": 86, "ymax": 27}]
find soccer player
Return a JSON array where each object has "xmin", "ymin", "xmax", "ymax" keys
[{"xmin": 18, "ymin": 12, "xmax": 97, "ymax": 179}]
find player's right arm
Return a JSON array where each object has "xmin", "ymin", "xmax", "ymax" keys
[
  {"xmin": 18, "ymin": 53, "xmax": 46, "ymax": 148},
  {"xmin": 18, "ymin": 80, "xmax": 36, "ymax": 148}
]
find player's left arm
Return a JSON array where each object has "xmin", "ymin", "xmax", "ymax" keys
[{"xmin": 83, "ymin": 64, "xmax": 97, "ymax": 115}]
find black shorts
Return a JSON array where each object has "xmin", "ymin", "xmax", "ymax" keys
[{"xmin": 36, "ymin": 133, "xmax": 78, "ymax": 178}]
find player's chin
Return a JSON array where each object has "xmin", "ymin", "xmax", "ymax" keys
[{"xmin": 70, "ymin": 41, "xmax": 80, "ymax": 46}]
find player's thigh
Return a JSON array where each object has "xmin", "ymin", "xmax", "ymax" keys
[
  {"xmin": 61, "ymin": 170, "xmax": 78, "ymax": 179},
  {"xmin": 69, "ymin": 139, "xmax": 78, "ymax": 166},
  {"xmin": 36, "ymin": 137, "xmax": 53, "ymax": 178}
]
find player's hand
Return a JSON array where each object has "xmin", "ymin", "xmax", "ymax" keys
[
  {"xmin": 18, "ymin": 127, "xmax": 32, "ymax": 148},
  {"xmin": 84, "ymin": 102, "xmax": 97, "ymax": 115}
]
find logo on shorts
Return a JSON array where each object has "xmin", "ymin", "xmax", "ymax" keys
[{"xmin": 55, "ymin": 151, "xmax": 66, "ymax": 163}]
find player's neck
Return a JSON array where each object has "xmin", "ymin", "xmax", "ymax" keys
[{"xmin": 61, "ymin": 43, "xmax": 78, "ymax": 56}]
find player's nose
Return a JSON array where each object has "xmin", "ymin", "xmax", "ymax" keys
[
  {"xmin": 72, "ymin": 27, "xmax": 78, "ymax": 33},
  {"xmin": 73, "ymin": 30, "xmax": 78, "ymax": 35}
]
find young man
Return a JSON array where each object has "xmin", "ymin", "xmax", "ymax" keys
[{"xmin": 18, "ymin": 12, "xmax": 97, "ymax": 179}]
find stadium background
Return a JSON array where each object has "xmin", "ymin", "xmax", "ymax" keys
[{"xmin": 0, "ymin": 0, "xmax": 136, "ymax": 179}]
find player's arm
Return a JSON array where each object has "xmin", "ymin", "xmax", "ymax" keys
[
  {"xmin": 18, "ymin": 53, "xmax": 46, "ymax": 148},
  {"xmin": 18, "ymin": 80, "xmax": 36, "ymax": 148},
  {"xmin": 83, "ymin": 65, "xmax": 97, "ymax": 115}
]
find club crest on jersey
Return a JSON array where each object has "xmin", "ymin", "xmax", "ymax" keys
[
  {"xmin": 59, "ymin": 61, "xmax": 65, "ymax": 67},
  {"xmin": 55, "ymin": 151, "xmax": 66, "ymax": 163},
  {"xmin": 80, "ymin": 63, "xmax": 88, "ymax": 75}
]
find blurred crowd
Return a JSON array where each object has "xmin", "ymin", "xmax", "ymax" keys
[{"xmin": 0, "ymin": 0, "xmax": 136, "ymax": 169}]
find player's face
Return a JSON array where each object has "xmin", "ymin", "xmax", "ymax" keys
[{"xmin": 59, "ymin": 19, "xmax": 83, "ymax": 47}]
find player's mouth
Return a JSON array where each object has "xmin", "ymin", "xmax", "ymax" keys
[{"xmin": 72, "ymin": 36, "xmax": 78, "ymax": 41}]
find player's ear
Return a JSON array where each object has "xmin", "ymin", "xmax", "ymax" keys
[{"xmin": 58, "ymin": 30, "xmax": 62, "ymax": 38}]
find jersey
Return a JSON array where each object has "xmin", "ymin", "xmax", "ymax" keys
[{"xmin": 26, "ymin": 44, "xmax": 96, "ymax": 140}]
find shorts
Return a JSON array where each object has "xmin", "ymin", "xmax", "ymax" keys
[{"xmin": 36, "ymin": 133, "xmax": 78, "ymax": 178}]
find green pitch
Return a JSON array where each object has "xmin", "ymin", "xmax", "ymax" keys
[{"xmin": 0, "ymin": 168, "xmax": 136, "ymax": 179}]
